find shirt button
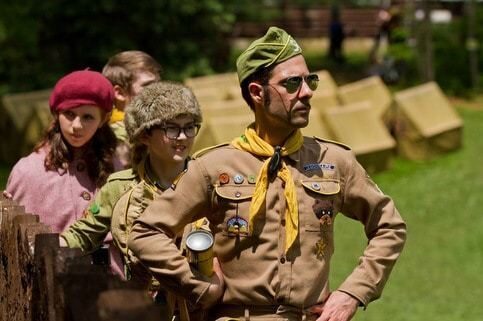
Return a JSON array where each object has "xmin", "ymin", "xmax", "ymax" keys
[
  {"xmin": 281, "ymin": 219, "xmax": 286, "ymax": 226},
  {"xmin": 281, "ymin": 182, "xmax": 286, "ymax": 188},
  {"xmin": 80, "ymin": 191, "xmax": 91, "ymax": 201},
  {"xmin": 280, "ymin": 257, "xmax": 286, "ymax": 264}
]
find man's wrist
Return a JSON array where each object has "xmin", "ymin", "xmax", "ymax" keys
[{"xmin": 335, "ymin": 290, "xmax": 364, "ymax": 308}]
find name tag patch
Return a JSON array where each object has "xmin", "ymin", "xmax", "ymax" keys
[{"xmin": 303, "ymin": 163, "xmax": 335, "ymax": 172}]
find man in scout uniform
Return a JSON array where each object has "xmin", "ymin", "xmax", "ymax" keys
[{"xmin": 129, "ymin": 27, "xmax": 407, "ymax": 321}]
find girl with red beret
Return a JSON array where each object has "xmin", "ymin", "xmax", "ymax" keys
[{"xmin": 5, "ymin": 70, "xmax": 121, "ymax": 233}]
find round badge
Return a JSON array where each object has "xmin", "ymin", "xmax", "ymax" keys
[
  {"xmin": 233, "ymin": 174, "xmax": 244, "ymax": 184},
  {"xmin": 89, "ymin": 203, "xmax": 100, "ymax": 215},
  {"xmin": 247, "ymin": 175, "xmax": 256, "ymax": 184},
  {"xmin": 219, "ymin": 173, "xmax": 230, "ymax": 184}
]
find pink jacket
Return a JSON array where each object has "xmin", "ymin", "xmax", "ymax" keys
[
  {"xmin": 6, "ymin": 147, "xmax": 125, "ymax": 276},
  {"xmin": 6, "ymin": 148, "xmax": 98, "ymax": 233}
]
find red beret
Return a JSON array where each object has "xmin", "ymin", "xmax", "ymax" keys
[{"xmin": 49, "ymin": 70, "xmax": 114, "ymax": 113}]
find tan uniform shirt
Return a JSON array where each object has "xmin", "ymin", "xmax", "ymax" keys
[
  {"xmin": 110, "ymin": 121, "xmax": 131, "ymax": 169},
  {"xmin": 129, "ymin": 137, "xmax": 406, "ymax": 310}
]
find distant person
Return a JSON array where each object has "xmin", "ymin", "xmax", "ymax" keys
[
  {"xmin": 102, "ymin": 50, "xmax": 162, "ymax": 168},
  {"xmin": 60, "ymin": 81, "xmax": 206, "ymax": 320},
  {"xmin": 369, "ymin": 8, "xmax": 392, "ymax": 65},
  {"xmin": 5, "ymin": 70, "xmax": 119, "ymax": 233},
  {"xmin": 328, "ymin": 5, "xmax": 345, "ymax": 63},
  {"xmin": 368, "ymin": 7, "xmax": 403, "ymax": 83},
  {"xmin": 129, "ymin": 26, "xmax": 407, "ymax": 321}
]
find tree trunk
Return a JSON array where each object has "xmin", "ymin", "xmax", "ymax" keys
[
  {"xmin": 419, "ymin": 0, "xmax": 434, "ymax": 81},
  {"xmin": 466, "ymin": 0, "xmax": 479, "ymax": 90}
]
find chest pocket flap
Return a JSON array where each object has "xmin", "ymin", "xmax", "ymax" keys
[
  {"xmin": 214, "ymin": 185, "xmax": 254, "ymax": 201},
  {"xmin": 301, "ymin": 179, "xmax": 340, "ymax": 195}
]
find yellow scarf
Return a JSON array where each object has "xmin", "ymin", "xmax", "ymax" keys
[
  {"xmin": 231, "ymin": 124, "xmax": 304, "ymax": 252},
  {"xmin": 109, "ymin": 107, "xmax": 125, "ymax": 124}
]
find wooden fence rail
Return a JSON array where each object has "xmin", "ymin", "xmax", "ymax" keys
[{"xmin": 0, "ymin": 194, "xmax": 165, "ymax": 321}]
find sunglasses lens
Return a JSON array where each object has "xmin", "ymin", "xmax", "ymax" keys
[
  {"xmin": 284, "ymin": 77, "xmax": 303, "ymax": 93},
  {"xmin": 307, "ymin": 74, "xmax": 319, "ymax": 91}
]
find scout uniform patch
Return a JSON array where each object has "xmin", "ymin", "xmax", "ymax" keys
[
  {"xmin": 320, "ymin": 163, "xmax": 336, "ymax": 170},
  {"xmin": 312, "ymin": 199, "xmax": 334, "ymax": 259},
  {"xmin": 303, "ymin": 163, "xmax": 322, "ymax": 172},
  {"xmin": 90, "ymin": 203, "xmax": 100, "ymax": 215},
  {"xmin": 303, "ymin": 163, "xmax": 335, "ymax": 175},
  {"xmin": 313, "ymin": 199, "xmax": 334, "ymax": 225},
  {"xmin": 226, "ymin": 216, "xmax": 249, "ymax": 236},
  {"xmin": 315, "ymin": 239, "xmax": 327, "ymax": 259}
]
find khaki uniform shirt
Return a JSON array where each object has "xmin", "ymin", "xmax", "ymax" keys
[
  {"xmin": 129, "ymin": 137, "xmax": 407, "ymax": 310},
  {"xmin": 111, "ymin": 121, "xmax": 131, "ymax": 169}
]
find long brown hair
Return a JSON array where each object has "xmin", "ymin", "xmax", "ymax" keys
[{"xmin": 35, "ymin": 118, "xmax": 117, "ymax": 187}]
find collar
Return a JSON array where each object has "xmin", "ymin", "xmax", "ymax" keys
[
  {"xmin": 144, "ymin": 159, "xmax": 170, "ymax": 191},
  {"xmin": 285, "ymin": 137, "xmax": 328, "ymax": 163}
]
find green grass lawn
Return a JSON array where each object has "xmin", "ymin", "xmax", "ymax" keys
[
  {"xmin": 0, "ymin": 105, "xmax": 482, "ymax": 320},
  {"xmin": 331, "ymin": 106, "xmax": 483, "ymax": 321}
]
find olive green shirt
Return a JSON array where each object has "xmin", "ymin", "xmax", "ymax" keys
[
  {"xmin": 61, "ymin": 169, "xmax": 138, "ymax": 251},
  {"xmin": 111, "ymin": 121, "xmax": 131, "ymax": 169}
]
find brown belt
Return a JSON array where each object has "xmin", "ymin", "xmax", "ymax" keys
[{"xmin": 209, "ymin": 304, "xmax": 317, "ymax": 321}]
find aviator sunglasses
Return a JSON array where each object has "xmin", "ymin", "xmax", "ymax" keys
[{"xmin": 277, "ymin": 74, "xmax": 319, "ymax": 94}]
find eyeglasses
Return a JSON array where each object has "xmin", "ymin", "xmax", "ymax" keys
[
  {"xmin": 275, "ymin": 74, "xmax": 319, "ymax": 94},
  {"xmin": 157, "ymin": 124, "xmax": 201, "ymax": 139}
]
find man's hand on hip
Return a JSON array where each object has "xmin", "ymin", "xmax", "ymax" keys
[{"xmin": 310, "ymin": 291, "xmax": 359, "ymax": 321}]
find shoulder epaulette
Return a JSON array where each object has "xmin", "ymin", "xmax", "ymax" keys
[
  {"xmin": 191, "ymin": 142, "xmax": 231, "ymax": 159},
  {"xmin": 107, "ymin": 168, "xmax": 137, "ymax": 182},
  {"xmin": 313, "ymin": 136, "xmax": 352, "ymax": 150}
]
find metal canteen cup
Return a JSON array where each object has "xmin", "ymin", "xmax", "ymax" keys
[{"xmin": 185, "ymin": 230, "xmax": 214, "ymax": 276}]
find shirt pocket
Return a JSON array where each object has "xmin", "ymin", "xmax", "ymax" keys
[
  {"xmin": 214, "ymin": 184, "xmax": 254, "ymax": 237},
  {"xmin": 300, "ymin": 179, "xmax": 340, "ymax": 233},
  {"xmin": 301, "ymin": 179, "xmax": 340, "ymax": 258}
]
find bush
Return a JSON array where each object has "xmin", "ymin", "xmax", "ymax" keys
[
  {"xmin": 0, "ymin": 0, "xmax": 236, "ymax": 95},
  {"xmin": 387, "ymin": 8, "xmax": 483, "ymax": 96}
]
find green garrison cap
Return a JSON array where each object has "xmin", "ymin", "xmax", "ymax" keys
[{"xmin": 236, "ymin": 26, "xmax": 302, "ymax": 84}]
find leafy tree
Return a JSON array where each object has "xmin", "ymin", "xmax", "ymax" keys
[{"xmin": 0, "ymin": 0, "xmax": 236, "ymax": 94}]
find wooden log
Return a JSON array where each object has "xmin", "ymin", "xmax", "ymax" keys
[
  {"xmin": 2, "ymin": 206, "xmax": 26, "ymax": 320},
  {"xmin": 7, "ymin": 215, "xmax": 38, "ymax": 321},
  {"xmin": 32, "ymin": 233, "xmax": 60, "ymax": 321}
]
